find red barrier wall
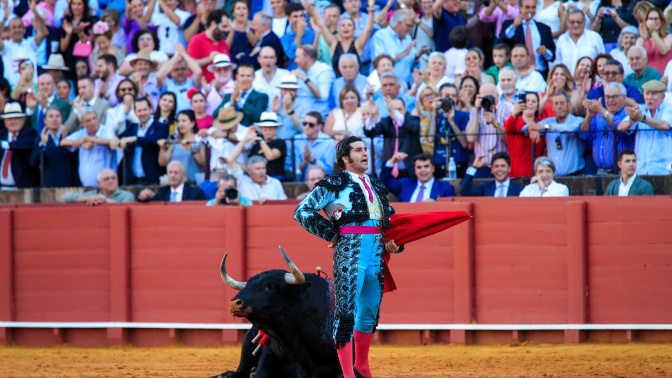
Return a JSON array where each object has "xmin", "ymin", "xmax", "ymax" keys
[{"xmin": 1, "ymin": 197, "xmax": 671, "ymax": 347}]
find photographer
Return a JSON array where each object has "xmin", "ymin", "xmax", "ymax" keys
[
  {"xmin": 503, "ymin": 92, "xmax": 546, "ymax": 178},
  {"xmin": 431, "ymin": 83, "xmax": 470, "ymax": 178},
  {"xmin": 206, "ymin": 174, "xmax": 253, "ymax": 206},
  {"xmin": 466, "ymin": 83, "xmax": 513, "ymax": 178}
]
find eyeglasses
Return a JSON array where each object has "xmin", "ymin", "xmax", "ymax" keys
[
  {"xmin": 602, "ymin": 70, "xmax": 620, "ymax": 77},
  {"xmin": 302, "ymin": 121, "xmax": 317, "ymax": 127}
]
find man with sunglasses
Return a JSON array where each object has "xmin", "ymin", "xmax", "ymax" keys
[
  {"xmin": 536, "ymin": 91, "xmax": 585, "ymax": 176},
  {"xmin": 576, "ymin": 59, "xmax": 643, "ymax": 116},
  {"xmin": 293, "ymin": 111, "xmax": 336, "ymax": 180}
]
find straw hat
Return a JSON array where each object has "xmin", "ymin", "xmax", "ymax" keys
[
  {"xmin": 1, "ymin": 102, "xmax": 27, "ymax": 118},
  {"xmin": 214, "ymin": 107, "xmax": 243, "ymax": 131},
  {"xmin": 129, "ymin": 51, "xmax": 158, "ymax": 69}
]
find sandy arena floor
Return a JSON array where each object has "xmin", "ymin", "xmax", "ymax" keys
[{"xmin": 2, "ymin": 343, "xmax": 671, "ymax": 377}]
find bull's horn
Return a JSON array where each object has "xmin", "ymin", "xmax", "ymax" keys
[
  {"xmin": 280, "ymin": 246, "xmax": 305, "ymax": 285},
  {"xmin": 220, "ymin": 253, "xmax": 246, "ymax": 290}
]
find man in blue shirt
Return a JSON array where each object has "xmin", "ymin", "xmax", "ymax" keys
[
  {"xmin": 578, "ymin": 60, "xmax": 644, "ymax": 116},
  {"xmin": 432, "ymin": 0, "xmax": 467, "ymax": 52},
  {"xmin": 579, "ymin": 82, "xmax": 635, "ymax": 173},
  {"xmin": 537, "ymin": 92, "xmax": 585, "ymax": 176},
  {"xmin": 372, "ymin": 72, "xmax": 416, "ymax": 119},
  {"xmin": 617, "ymin": 80, "xmax": 672, "ymax": 176},
  {"xmin": 293, "ymin": 111, "xmax": 336, "ymax": 180},
  {"xmin": 291, "ymin": 46, "xmax": 336, "ymax": 119},
  {"xmin": 281, "ymin": 2, "xmax": 316, "ymax": 71},
  {"xmin": 371, "ymin": 9, "xmax": 417, "ymax": 84},
  {"xmin": 329, "ymin": 53, "xmax": 368, "ymax": 110}
]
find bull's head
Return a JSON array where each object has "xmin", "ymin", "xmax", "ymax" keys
[{"xmin": 220, "ymin": 246, "xmax": 305, "ymax": 291}]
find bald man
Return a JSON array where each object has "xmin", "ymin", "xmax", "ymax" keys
[{"xmin": 63, "ymin": 169, "xmax": 135, "ymax": 205}]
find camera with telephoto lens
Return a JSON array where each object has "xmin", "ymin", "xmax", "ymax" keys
[
  {"xmin": 220, "ymin": 187, "xmax": 239, "ymax": 204},
  {"xmin": 439, "ymin": 98, "xmax": 454, "ymax": 113},
  {"xmin": 480, "ymin": 95, "xmax": 495, "ymax": 112}
]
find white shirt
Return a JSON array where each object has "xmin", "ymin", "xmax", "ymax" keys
[
  {"xmin": 170, "ymin": 182, "xmax": 184, "ymax": 202},
  {"xmin": 444, "ymin": 48, "xmax": 468, "ymax": 81},
  {"xmin": 516, "ymin": 70, "xmax": 546, "ymax": 94},
  {"xmin": 272, "ymin": 17, "xmax": 288, "ymax": 38},
  {"xmin": 195, "ymin": 125, "xmax": 249, "ymax": 172},
  {"xmin": 1, "ymin": 37, "xmax": 38, "ymax": 86},
  {"xmin": 0, "ymin": 132, "xmax": 17, "ymax": 186},
  {"xmin": 253, "ymin": 67, "xmax": 289, "ymax": 110},
  {"xmin": 230, "ymin": 166, "xmax": 288, "ymax": 201},
  {"xmin": 519, "ymin": 180, "xmax": 569, "ymax": 197},
  {"xmin": 410, "ymin": 177, "xmax": 434, "ymax": 202},
  {"xmin": 555, "ymin": 30, "xmax": 605, "ymax": 76},
  {"xmin": 150, "ymin": 4, "xmax": 191, "ymax": 55},
  {"xmin": 618, "ymin": 174, "xmax": 636, "ymax": 197}
]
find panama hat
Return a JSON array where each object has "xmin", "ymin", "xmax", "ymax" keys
[
  {"xmin": 214, "ymin": 107, "xmax": 243, "ymax": 131},
  {"xmin": 254, "ymin": 112, "xmax": 282, "ymax": 127},
  {"xmin": 276, "ymin": 74, "xmax": 300, "ymax": 89},
  {"xmin": 129, "ymin": 50, "xmax": 158, "ymax": 69},
  {"xmin": 1, "ymin": 102, "xmax": 27, "ymax": 118},
  {"xmin": 43, "ymin": 54, "xmax": 69, "ymax": 71}
]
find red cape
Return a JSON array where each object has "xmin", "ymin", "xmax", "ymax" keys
[{"xmin": 382, "ymin": 211, "xmax": 471, "ymax": 293}]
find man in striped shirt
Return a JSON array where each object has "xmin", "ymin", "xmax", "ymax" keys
[{"xmin": 466, "ymin": 83, "xmax": 513, "ymax": 178}]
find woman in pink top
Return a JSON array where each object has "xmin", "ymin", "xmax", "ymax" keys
[
  {"xmin": 190, "ymin": 90, "xmax": 213, "ymax": 130},
  {"xmin": 636, "ymin": 8, "xmax": 672, "ymax": 75},
  {"xmin": 22, "ymin": 0, "xmax": 56, "ymax": 27},
  {"xmin": 478, "ymin": 0, "xmax": 520, "ymax": 38}
]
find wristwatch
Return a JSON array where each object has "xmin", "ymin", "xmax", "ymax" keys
[
  {"xmin": 603, "ymin": 110, "xmax": 610, "ymax": 118},
  {"xmin": 544, "ymin": 124, "xmax": 550, "ymax": 131},
  {"xmin": 642, "ymin": 115, "xmax": 647, "ymax": 123},
  {"xmin": 304, "ymin": 78, "xmax": 311, "ymax": 84}
]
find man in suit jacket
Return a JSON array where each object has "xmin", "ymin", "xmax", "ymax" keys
[
  {"xmin": 64, "ymin": 77, "xmax": 112, "ymax": 133},
  {"xmin": 214, "ymin": 63, "xmax": 269, "ymax": 127},
  {"xmin": 381, "ymin": 152, "xmax": 455, "ymax": 202},
  {"xmin": 114, "ymin": 97, "xmax": 169, "ymax": 185},
  {"xmin": 26, "ymin": 73, "xmax": 71, "ymax": 131},
  {"xmin": 138, "ymin": 161, "xmax": 206, "ymax": 202},
  {"xmin": 29, "ymin": 106, "xmax": 79, "ymax": 187},
  {"xmin": 364, "ymin": 98, "xmax": 421, "ymax": 178},
  {"xmin": 243, "ymin": 12, "xmax": 286, "ymax": 69},
  {"xmin": 605, "ymin": 149, "xmax": 654, "ymax": 196},
  {"xmin": 500, "ymin": 0, "xmax": 555, "ymax": 77},
  {"xmin": 0, "ymin": 103, "xmax": 38, "ymax": 188},
  {"xmin": 460, "ymin": 152, "xmax": 524, "ymax": 197}
]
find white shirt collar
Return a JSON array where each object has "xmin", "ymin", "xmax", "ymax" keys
[
  {"xmin": 621, "ymin": 173, "xmax": 636, "ymax": 186},
  {"xmin": 417, "ymin": 177, "xmax": 434, "ymax": 190},
  {"xmin": 496, "ymin": 178, "xmax": 510, "ymax": 189},
  {"xmin": 171, "ymin": 182, "xmax": 185, "ymax": 200}
]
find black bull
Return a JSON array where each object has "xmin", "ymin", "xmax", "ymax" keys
[{"xmin": 211, "ymin": 249, "xmax": 343, "ymax": 378}]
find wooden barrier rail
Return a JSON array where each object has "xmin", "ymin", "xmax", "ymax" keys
[{"xmin": 1, "ymin": 197, "xmax": 671, "ymax": 347}]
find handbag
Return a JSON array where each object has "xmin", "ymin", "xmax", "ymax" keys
[{"xmin": 73, "ymin": 37, "xmax": 92, "ymax": 57}]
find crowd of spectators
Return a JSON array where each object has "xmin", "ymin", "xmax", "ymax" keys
[{"xmin": 0, "ymin": 0, "xmax": 670, "ymax": 202}]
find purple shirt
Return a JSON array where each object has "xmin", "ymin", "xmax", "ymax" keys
[{"xmin": 121, "ymin": 17, "xmax": 157, "ymax": 54}]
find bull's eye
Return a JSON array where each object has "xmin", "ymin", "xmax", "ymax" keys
[{"xmin": 263, "ymin": 284, "xmax": 274, "ymax": 291}]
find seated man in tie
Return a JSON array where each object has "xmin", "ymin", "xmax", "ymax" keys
[
  {"xmin": 380, "ymin": 152, "xmax": 455, "ymax": 202},
  {"xmin": 459, "ymin": 152, "xmax": 524, "ymax": 197},
  {"xmin": 137, "ymin": 161, "xmax": 206, "ymax": 202}
]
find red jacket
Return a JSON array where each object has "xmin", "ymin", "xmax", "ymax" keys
[{"xmin": 504, "ymin": 115, "xmax": 546, "ymax": 178}]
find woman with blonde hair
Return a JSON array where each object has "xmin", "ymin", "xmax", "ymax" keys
[
  {"xmin": 636, "ymin": 7, "xmax": 672, "ymax": 74},
  {"xmin": 411, "ymin": 86, "xmax": 439, "ymax": 155},
  {"xmin": 408, "ymin": 52, "xmax": 449, "ymax": 97},
  {"xmin": 539, "ymin": 64, "xmax": 577, "ymax": 117}
]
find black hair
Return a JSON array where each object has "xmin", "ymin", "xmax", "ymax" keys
[
  {"xmin": 336, "ymin": 136, "xmax": 364, "ymax": 169},
  {"xmin": 305, "ymin": 111, "xmax": 323, "ymax": 125},
  {"xmin": 413, "ymin": 153, "xmax": 433, "ymax": 164},
  {"xmin": 285, "ymin": 2, "xmax": 304, "ymax": 16},
  {"xmin": 115, "ymin": 78, "xmax": 139, "ymax": 103},
  {"xmin": 491, "ymin": 152, "xmax": 511, "ymax": 166},
  {"xmin": 449, "ymin": 26, "xmax": 469, "ymax": 49},
  {"xmin": 132, "ymin": 29, "xmax": 160, "ymax": 53},
  {"xmin": 134, "ymin": 96, "xmax": 153, "ymax": 109},
  {"xmin": 155, "ymin": 91, "xmax": 177, "ymax": 125},
  {"xmin": 459, "ymin": 75, "xmax": 480, "ymax": 105},
  {"xmin": 492, "ymin": 43, "xmax": 511, "ymax": 57},
  {"xmin": 0, "ymin": 77, "xmax": 10, "ymax": 98},
  {"xmin": 177, "ymin": 109, "xmax": 198, "ymax": 134},
  {"xmin": 207, "ymin": 9, "xmax": 227, "ymax": 28},
  {"xmin": 98, "ymin": 54, "xmax": 118, "ymax": 70},
  {"xmin": 617, "ymin": 148, "xmax": 635, "ymax": 162}
]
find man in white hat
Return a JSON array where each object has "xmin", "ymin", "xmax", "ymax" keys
[
  {"xmin": 272, "ymin": 73, "xmax": 302, "ymax": 143},
  {"xmin": 0, "ymin": 102, "xmax": 38, "ymax": 189},
  {"xmin": 204, "ymin": 53, "xmax": 235, "ymax": 114},
  {"xmin": 252, "ymin": 46, "xmax": 289, "ymax": 109},
  {"xmin": 0, "ymin": 0, "xmax": 48, "ymax": 86},
  {"xmin": 43, "ymin": 54, "xmax": 73, "ymax": 101},
  {"xmin": 195, "ymin": 106, "xmax": 246, "ymax": 177},
  {"xmin": 618, "ymin": 79, "xmax": 672, "ymax": 175},
  {"xmin": 156, "ymin": 43, "xmax": 204, "ymax": 113},
  {"xmin": 247, "ymin": 112, "xmax": 287, "ymax": 177}
]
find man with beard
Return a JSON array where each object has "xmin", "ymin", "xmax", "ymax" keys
[
  {"xmin": 94, "ymin": 55, "xmax": 125, "ymax": 106},
  {"xmin": 498, "ymin": 67, "xmax": 519, "ymax": 104},
  {"xmin": 187, "ymin": 9, "xmax": 231, "ymax": 84},
  {"xmin": 294, "ymin": 135, "xmax": 401, "ymax": 378}
]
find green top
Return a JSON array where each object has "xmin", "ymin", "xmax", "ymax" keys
[
  {"xmin": 624, "ymin": 67, "xmax": 662, "ymax": 92},
  {"xmin": 485, "ymin": 62, "xmax": 512, "ymax": 85},
  {"xmin": 63, "ymin": 188, "xmax": 136, "ymax": 203}
]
